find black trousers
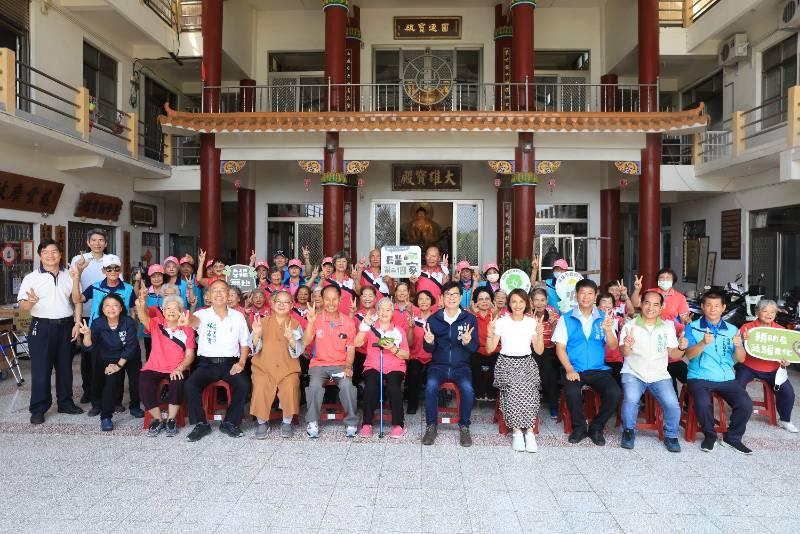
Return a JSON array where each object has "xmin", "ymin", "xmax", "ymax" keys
[
  {"xmin": 470, "ymin": 352, "xmax": 498, "ymax": 399},
  {"xmin": 143, "ymin": 337, "xmax": 153, "ymax": 361},
  {"xmin": 28, "ymin": 317, "xmax": 75, "ymax": 414},
  {"xmin": 113, "ymin": 350, "xmax": 141, "ymax": 409},
  {"xmin": 533, "ymin": 347, "xmax": 560, "ymax": 409},
  {"xmin": 563, "ymin": 369, "xmax": 621, "ymax": 434},
  {"xmin": 668, "ymin": 360, "xmax": 688, "ymax": 395},
  {"xmin": 687, "ymin": 378, "xmax": 752, "ymax": 444},
  {"xmin": 606, "ymin": 361, "xmax": 623, "ymax": 387},
  {"xmin": 92, "ymin": 358, "xmax": 125, "ymax": 419},
  {"xmin": 362, "ymin": 369, "xmax": 404, "ymax": 427},
  {"xmin": 405, "ymin": 359, "xmax": 428, "ymax": 412},
  {"xmin": 185, "ymin": 358, "xmax": 250, "ymax": 426},
  {"xmin": 80, "ymin": 339, "xmax": 93, "ymax": 399}
]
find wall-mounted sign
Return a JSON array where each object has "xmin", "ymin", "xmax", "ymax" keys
[
  {"xmin": 720, "ymin": 209, "xmax": 741, "ymax": 260},
  {"xmin": 392, "ymin": 164, "xmax": 462, "ymax": 192},
  {"xmin": 0, "ymin": 171, "xmax": 64, "ymax": 214},
  {"xmin": 74, "ymin": 193, "xmax": 123, "ymax": 221},
  {"xmin": 130, "ymin": 201, "xmax": 158, "ymax": 226},
  {"xmin": 394, "ymin": 17, "xmax": 462, "ymax": 40}
]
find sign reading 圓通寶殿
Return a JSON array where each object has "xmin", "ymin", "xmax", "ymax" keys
[
  {"xmin": 394, "ymin": 17, "xmax": 461, "ymax": 40},
  {"xmin": 392, "ymin": 164, "xmax": 461, "ymax": 192},
  {"xmin": 226, "ymin": 264, "xmax": 258, "ymax": 292},
  {"xmin": 381, "ymin": 246, "xmax": 422, "ymax": 279}
]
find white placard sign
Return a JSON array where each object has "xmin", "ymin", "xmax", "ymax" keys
[
  {"xmin": 555, "ymin": 271, "xmax": 584, "ymax": 313},
  {"xmin": 381, "ymin": 246, "xmax": 422, "ymax": 279},
  {"xmin": 499, "ymin": 268, "xmax": 531, "ymax": 294}
]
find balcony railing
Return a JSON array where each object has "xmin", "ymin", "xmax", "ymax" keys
[
  {"xmin": 14, "ymin": 59, "xmax": 81, "ymax": 124},
  {"xmin": 201, "ymin": 80, "xmax": 660, "ymax": 114},
  {"xmin": 180, "ymin": 0, "xmax": 202, "ymax": 31},
  {"xmin": 741, "ymin": 95, "xmax": 788, "ymax": 145},
  {"xmin": 144, "ymin": 0, "xmax": 177, "ymax": 29},
  {"xmin": 659, "ymin": 0, "xmax": 722, "ymax": 27},
  {"xmin": 662, "ymin": 134, "xmax": 694, "ymax": 165},
  {"xmin": 698, "ymin": 128, "xmax": 732, "ymax": 164}
]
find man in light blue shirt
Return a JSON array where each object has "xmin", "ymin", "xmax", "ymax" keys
[{"xmin": 684, "ymin": 291, "xmax": 751, "ymax": 454}]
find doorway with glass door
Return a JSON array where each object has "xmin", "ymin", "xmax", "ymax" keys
[
  {"xmin": 266, "ymin": 204, "xmax": 324, "ymax": 264},
  {"xmin": 371, "ymin": 200, "xmax": 482, "ymax": 266}
]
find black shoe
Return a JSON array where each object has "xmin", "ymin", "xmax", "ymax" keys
[
  {"xmin": 129, "ymin": 407, "xmax": 145, "ymax": 418},
  {"xmin": 720, "ymin": 438, "xmax": 753, "ymax": 455},
  {"xmin": 620, "ymin": 429, "xmax": 635, "ymax": 450},
  {"xmin": 79, "ymin": 394, "xmax": 90, "ymax": 404},
  {"xmin": 422, "ymin": 424, "xmax": 437, "ymax": 445},
  {"xmin": 186, "ymin": 423, "xmax": 212, "ymax": 442},
  {"xmin": 589, "ymin": 429, "xmax": 606, "ymax": 447},
  {"xmin": 406, "ymin": 406, "xmax": 418, "ymax": 415},
  {"xmin": 147, "ymin": 419, "xmax": 164, "ymax": 437},
  {"xmin": 459, "ymin": 427, "xmax": 473, "ymax": 447},
  {"xmin": 568, "ymin": 429, "xmax": 588, "ymax": 444},
  {"xmin": 664, "ymin": 437, "xmax": 681, "ymax": 453},
  {"xmin": 87, "ymin": 406, "xmax": 101, "ymax": 417},
  {"xmin": 114, "ymin": 404, "xmax": 126, "ymax": 414},
  {"xmin": 30, "ymin": 413, "xmax": 45, "ymax": 425},
  {"xmin": 700, "ymin": 433, "xmax": 716, "ymax": 452},
  {"xmin": 219, "ymin": 421, "xmax": 244, "ymax": 438},
  {"xmin": 58, "ymin": 404, "xmax": 84, "ymax": 415}
]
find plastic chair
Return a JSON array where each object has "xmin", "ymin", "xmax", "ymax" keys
[
  {"xmin": 494, "ymin": 396, "xmax": 539, "ymax": 435},
  {"xmin": 142, "ymin": 378, "xmax": 187, "ymax": 429},
  {"xmin": 558, "ymin": 386, "xmax": 602, "ymax": 434},
  {"xmin": 679, "ymin": 386, "xmax": 728, "ymax": 442},
  {"xmin": 202, "ymin": 380, "xmax": 232, "ymax": 422},
  {"xmin": 320, "ymin": 379, "xmax": 346, "ymax": 421},
  {"xmin": 749, "ymin": 378, "xmax": 778, "ymax": 426},
  {"xmin": 438, "ymin": 382, "xmax": 461, "ymax": 425},
  {"xmin": 631, "ymin": 390, "xmax": 665, "ymax": 440}
]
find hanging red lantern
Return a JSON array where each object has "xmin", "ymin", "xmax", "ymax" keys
[
  {"xmin": 619, "ymin": 177, "xmax": 629, "ymax": 190},
  {"xmin": 357, "ymin": 178, "xmax": 365, "ymax": 188},
  {"xmin": 304, "ymin": 177, "xmax": 312, "ymax": 192},
  {"xmin": 494, "ymin": 177, "xmax": 502, "ymax": 188},
  {"xmin": 548, "ymin": 177, "xmax": 556, "ymax": 192}
]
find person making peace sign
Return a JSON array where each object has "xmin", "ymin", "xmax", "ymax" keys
[{"xmin": 420, "ymin": 281, "xmax": 479, "ymax": 447}]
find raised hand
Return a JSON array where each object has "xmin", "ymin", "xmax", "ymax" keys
[
  {"xmin": 678, "ymin": 334, "xmax": 689, "ymax": 351},
  {"xmin": 364, "ymin": 312, "xmax": 377, "ymax": 327},
  {"xmin": 487, "ymin": 316, "xmax": 497, "ymax": 337},
  {"xmin": 251, "ymin": 317, "xmax": 262, "ymax": 338},
  {"xmin": 733, "ymin": 334, "xmax": 743, "ymax": 348},
  {"xmin": 69, "ymin": 268, "xmax": 80, "ymax": 281},
  {"xmin": 25, "ymin": 289, "xmax": 39, "ymax": 305},
  {"xmin": 633, "ymin": 275, "xmax": 643, "ymax": 291},
  {"xmin": 78, "ymin": 319, "xmax": 90, "ymax": 336},
  {"xmin": 703, "ymin": 327, "xmax": 714, "ymax": 345},
  {"xmin": 442, "ymin": 253, "xmax": 449, "ymax": 268},
  {"xmin": 136, "ymin": 289, "xmax": 147, "ymax": 309},
  {"xmin": 249, "ymin": 250, "xmax": 257, "ymax": 264},
  {"xmin": 301, "ymin": 246, "xmax": 311, "ymax": 260},
  {"xmin": 461, "ymin": 325, "xmax": 474, "ymax": 345},
  {"xmin": 601, "ymin": 311, "xmax": 615, "ymax": 332},
  {"xmin": 535, "ymin": 317, "xmax": 544, "ymax": 336},
  {"xmin": 349, "ymin": 297, "xmax": 358, "ymax": 318},
  {"xmin": 472, "ymin": 269, "xmax": 480, "ymax": 283},
  {"xmin": 618, "ymin": 279, "xmax": 628, "ymax": 296},
  {"xmin": 532, "ymin": 254, "xmax": 540, "ymax": 274},
  {"xmin": 408, "ymin": 274, "xmax": 419, "ymax": 284},
  {"xmin": 75, "ymin": 255, "xmax": 88, "ymax": 273},
  {"xmin": 624, "ymin": 332, "xmax": 635, "ymax": 349},
  {"xmin": 423, "ymin": 322, "xmax": 435, "ymax": 344},
  {"xmin": 305, "ymin": 306, "xmax": 317, "ymax": 325},
  {"xmin": 177, "ymin": 311, "xmax": 190, "ymax": 328},
  {"xmin": 198, "ymin": 249, "xmax": 207, "ymax": 264},
  {"xmin": 284, "ymin": 321, "xmax": 295, "ymax": 344},
  {"xmin": 350, "ymin": 265, "xmax": 360, "ymax": 279}
]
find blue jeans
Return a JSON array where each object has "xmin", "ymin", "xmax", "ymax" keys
[
  {"xmin": 621, "ymin": 373, "xmax": 681, "ymax": 439},
  {"xmin": 424, "ymin": 364, "xmax": 474, "ymax": 427}
]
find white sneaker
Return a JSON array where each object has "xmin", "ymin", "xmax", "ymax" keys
[
  {"xmin": 345, "ymin": 425, "xmax": 358, "ymax": 438},
  {"xmin": 512, "ymin": 430, "xmax": 525, "ymax": 452},
  {"xmin": 306, "ymin": 421, "xmax": 319, "ymax": 439},
  {"xmin": 779, "ymin": 420, "xmax": 800, "ymax": 433},
  {"xmin": 525, "ymin": 431, "xmax": 538, "ymax": 453}
]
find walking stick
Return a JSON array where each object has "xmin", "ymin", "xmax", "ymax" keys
[{"xmin": 372, "ymin": 342, "xmax": 385, "ymax": 439}]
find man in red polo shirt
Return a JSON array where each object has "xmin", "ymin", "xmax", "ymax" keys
[
  {"xmin": 410, "ymin": 245, "xmax": 449, "ymax": 305},
  {"xmin": 302, "ymin": 285, "xmax": 359, "ymax": 438}
]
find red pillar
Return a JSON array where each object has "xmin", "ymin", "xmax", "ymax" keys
[
  {"xmin": 496, "ymin": 184, "xmax": 512, "ymax": 266},
  {"xmin": 511, "ymin": 1, "xmax": 536, "ymax": 262},
  {"xmin": 324, "ymin": 1, "xmax": 348, "ymax": 111},
  {"xmin": 638, "ymin": 0, "xmax": 660, "ymax": 286},
  {"xmin": 494, "ymin": 4, "xmax": 512, "ymax": 111},
  {"xmin": 345, "ymin": 6, "xmax": 361, "ymax": 112},
  {"xmin": 239, "ymin": 78, "xmax": 256, "ymax": 112},
  {"xmin": 600, "ymin": 189, "xmax": 621, "ymax": 282},
  {"xmin": 323, "ymin": 132, "xmax": 344, "ymax": 255},
  {"xmin": 600, "ymin": 73, "xmax": 618, "ymax": 112},
  {"xmin": 200, "ymin": 0, "xmax": 222, "ymax": 259},
  {"xmin": 237, "ymin": 188, "xmax": 255, "ymax": 264},
  {"xmin": 344, "ymin": 182, "xmax": 357, "ymax": 261}
]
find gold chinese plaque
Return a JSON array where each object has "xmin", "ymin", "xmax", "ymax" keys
[
  {"xmin": 392, "ymin": 164, "xmax": 462, "ymax": 192},
  {"xmin": 394, "ymin": 17, "xmax": 462, "ymax": 40}
]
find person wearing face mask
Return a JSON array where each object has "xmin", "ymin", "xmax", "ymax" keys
[
  {"xmin": 544, "ymin": 259, "xmax": 569, "ymax": 310},
  {"xmin": 478, "ymin": 263, "xmax": 501, "ymax": 293}
]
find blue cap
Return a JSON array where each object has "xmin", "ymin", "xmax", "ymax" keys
[{"xmin": 273, "ymin": 249, "xmax": 287, "ymax": 258}]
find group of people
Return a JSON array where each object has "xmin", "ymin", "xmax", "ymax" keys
[{"xmin": 19, "ymin": 230, "xmax": 797, "ymax": 454}]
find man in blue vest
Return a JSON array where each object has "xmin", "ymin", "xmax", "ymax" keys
[
  {"xmin": 684, "ymin": 291, "xmax": 752, "ymax": 454},
  {"xmin": 553, "ymin": 278, "xmax": 620, "ymax": 445},
  {"xmin": 74, "ymin": 255, "xmax": 142, "ymax": 417}
]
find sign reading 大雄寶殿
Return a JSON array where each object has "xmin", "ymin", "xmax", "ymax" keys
[{"xmin": 392, "ymin": 164, "xmax": 461, "ymax": 192}]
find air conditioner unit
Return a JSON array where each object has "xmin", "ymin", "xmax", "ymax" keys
[
  {"xmin": 718, "ymin": 34, "xmax": 749, "ymax": 67},
  {"xmin": 780, "ymin": 0, "xmax": 800, "ymax": 29}
]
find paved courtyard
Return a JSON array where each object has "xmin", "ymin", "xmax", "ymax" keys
[{"xmin": 1, "ymin": 357, "xmax": 799, "ymax": 534}]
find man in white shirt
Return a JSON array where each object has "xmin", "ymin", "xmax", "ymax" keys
[
  {"xmin": 618, "ymin": 290, "xmax": 688, "ymax": 453},
  {"xmin": 18, "ymin": 240, "xmax": 84, "ymax": 424},
  {"xmin": 70, "ymin": 228, "xmax": 117, "ymax": 405},
  {"xmin": 181, "ymin": 279, "xmax": 251, "ymax": 442}
]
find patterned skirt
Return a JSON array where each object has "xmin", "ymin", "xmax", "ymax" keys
[{"xmin": 493, "ymin": 354, "xmax": 541, "ymax": 429}]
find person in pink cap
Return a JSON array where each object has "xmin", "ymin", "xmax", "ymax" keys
[
  {"xmin": 479, "ymin": 263, "xmax": 502, "ymax": 293},
  {"xmin": 286, "ymin": 259, "xmax": 305, "ymax": 297},
  {"xmin": 179, "ymin": 255, "xmax": 195, "ymax": 281},
  {"xmin": 455, "ymin": 260, "xmax": 478, "ymax": 309},
  {"xmin": 195, "ymin": 249, "xmax": 226, "ymax": 288},
  {"xmin": 160, "ymin": 255, "xmax": 194, "ymax": 311},
  {"xmin": 545, "ymin": 258, "xmax": 570, "ymax": 309},
  {"xmin": 253, "ymin": 260, "xmax": 270, "ymax": 288},
  {"xmin": 309, "ymin": 257, "xmax": 334, "ymax": 289}
]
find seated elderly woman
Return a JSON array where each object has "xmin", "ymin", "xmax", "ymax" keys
[
  {"xmin": 250, "ymin": 289, "xmax": 305, "ymax": 439},
  {"xmin": 78, "ymin": 293, "xmax": 140, "ymax": 432},
  {"xmin": 353, "ymin": 297, "xmax": 410, "ymax": 439},
  {"xmin": 135, "ymin": 291, "xmax": 196, "ymax": 437},
  {"xmin": 737, "ymin": 299, "xmax": 798, "ymax": 433}
]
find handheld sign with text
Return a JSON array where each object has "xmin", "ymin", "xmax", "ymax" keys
[
  {"xmin": 555, "ymin": 271, "xmax": 584, "ymax": 313},
  {"xmin": 499, "ymin": 269, "xmax": 531, "ymax": 294},
  {"xmin": 225, "ymin": 264, "xmax": 258, "ymax": 292},
  {"xmin": 381, "ymin": 246, "xmax": 422, "ymax": 279},
  {"xmin": 744, "ymin": 327, "xmax": 800, "ymax": 363}
]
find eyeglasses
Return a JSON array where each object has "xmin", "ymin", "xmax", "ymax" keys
[
  {"xmin": 444, "ymin": 291, "xmax": 460, "ymax": 298},
  {"xmin": 104, "ymin": 266, "xmax": 121, "ymax": 272}
]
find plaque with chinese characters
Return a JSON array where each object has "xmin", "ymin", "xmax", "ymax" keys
[
  {"xmin": 381, "ymin": 246, "xmax": 422, "ymax": 279},
  {"xmin": 392, "ymin": 164, "xmax": 462, "ymax": 192},
  {"xmin": 74, "ymin": 193, "xmax": 123, "ymax": 221},
  {"xmin": 226, "ymin": 264, "xmax": 258, "ymax": 292},
  {"xmin": 394, "ymin": 17, "xmax": 461, "ymax": 40},
  {"xmin": 0, "ymin": 171, "xmax": 64, "ymax": 214}
]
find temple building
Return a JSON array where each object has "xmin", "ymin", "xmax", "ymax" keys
[{"xmin": 1, "ymin": 0, "xmax": 799, "ymax": 301}]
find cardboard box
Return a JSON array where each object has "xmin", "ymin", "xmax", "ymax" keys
[{"xmin": 0, "ymin": 306, "xmax": 31, "ymax": 333}]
